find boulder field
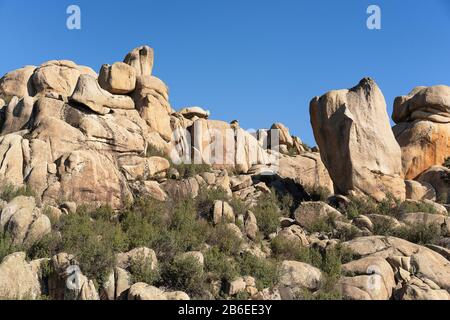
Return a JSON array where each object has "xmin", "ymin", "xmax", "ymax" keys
[{"xmin": 0, "ymin": 45, "xmax": 448, "ymax": 300}]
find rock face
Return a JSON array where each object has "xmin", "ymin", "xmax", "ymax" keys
[
  {"xmin": 392, "ymin": 85, "xmax": 450, "ymax": 179},
  {"xmin": 71, "ymin": 74, "xmax": 135, "ymax": 114},
  {"xmin": 417, "ymin": 166, "xmax": 450, "ymax": 204},
  {"xmin": 278, "ymin": 152, "xmax": 334, "ymax": 193},
  {"xmin": 343, "ymin": 236, "xmax": 450, "ymax": 295},
  {"xmin": 279, "ymin": 261, "xmax": 322, "ymax": 298},
  {"xmin": 0, "ymin": 46, "xmax": 176, "ymax": 209},
  {"xmin": 0, "ymin": 252, "xmax": 42, "ymax": 299},
  {"xmin": 310, "ymin": 78, "xmax": 405, "ymax": 201},
  {"xmin": 0, "ymin": 196, "xmax": 51, "ymax": 245},
  {"xmin": 98, "ymin": 62, "xmax": 136, "ymax": 94},
  {"xmin": 123, "ymin": 45, "xmax": 154, "ymax": 76}
]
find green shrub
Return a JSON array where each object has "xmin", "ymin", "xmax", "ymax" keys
[
  {"xmin": 129, "ymin": 255, "xmax": 160, "ymax": 285},
  {"xmin": 173, "ymin": 163, "xmax": 211, "ymax": 179},
  {"xmin": 145, "ymin": 144, "xmax": 168, "ymax": 159},
  {"xmin": 295, "ymin": 276, "xmax": 342, "ymax": 300},
  {"xmin": 0, "ymin": 232, "xmax": 21, "ymax": 262},
  {"xmin": 237, "ymin": 252, "xmax": 279, "ymax": 291},
  {"xmin": 204, "ymin": 246, "xmax": 239, "ymax": 282},
  {"xmin": 343, "ymin": 195, "xmax": 401, "ymax": 218},
  {"xmin": 304, "ymin": 186, "xmax": 332, "ymax": 202},
  {"xmin": 196, "ymin": 187, "xmax": 229, "ymax": 216},
  {"xmin": 161, "ymin": 255, "xmax": 205, "ymax": 297},
  {"xmin": 393, "ymin": 223, "xmax": 442, "ymax": 245},
  {"xmin": 0, "ymin": 183, "xmax": 36, "ymax": 202},
  {"xmin": 27, "ymin": 232, "xmax": 61, "ymax": 260},
  {"xmin": 372, "ymin": 218, "xmax": 396, "ymax": 236},
  {"xmin": 165, "ymin": 199, "xmax": 211, "ymax": 256},
  {"xmin": 271, "ymin": 236, "xmax": 321, "ymax": 263},
  {"xmin": 208, "ymin": 223, "xmax": 243, "ymax": 256},
  {"xmin": 399, "ymin": 202, "xmax": 437, "ymax": 215},
  {"xmin": 336, "ymin": 225, "xmax": 360, "ymax": 242},
  {"xmin": 120, "ymin": 197, "xmax": 172, "ymax": 255},
  {"xmin": 308, "ymin": 214, "xmax": 336, "ymax": 234},
  {"xmin": 252, "ymin": 193, "xmax": 280, "ymax": 237},
  {"xmin": 229, "ymin": 197, "xmax": 249, "ymax": 218},
  {"xmin": 279, "ymin": 192, "xmax": 295, "ymax": 217},
  {"xmin": 121, "ymin": 211, "xmax": 163, "ymax": 251},
  {"xmin": 58, "ymin": 212, "xmax": 128, "ymax": 287}
]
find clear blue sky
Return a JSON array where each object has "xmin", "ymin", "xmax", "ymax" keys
[{"xmin": 1, "ymin": 0, "xmax": 449, "ymax": 145}]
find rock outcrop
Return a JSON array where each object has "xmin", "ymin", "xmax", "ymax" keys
[
  {"xmin": 392, "ymin": 85, "xmax": 450, "ymax": 179},
  {"xmin": 310, "ymin": 78, "xmax": 405, "ymax": 201}
]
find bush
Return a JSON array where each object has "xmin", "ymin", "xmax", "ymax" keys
[
  {"xmin": 161, "ymin": 255, "xmax": 205, "ymax": 297},
  {"xmin": 372, "ymin": 218, "xmax": 396, "ymax": 236},
  {"xmin": 271, "ymin": 238, "xmax": 354, "ymax": 288},
  {"xmin": 58, "ymin": 211, "xmax": 128, "ymax": 287},
  {"xmin": 196, "ymin": 187, "xmax": 229, "ymax": 217},
  {"xmin": 204, "ymin": 246, "xmax": 239, "ymax": 282},
  {"xmin": 0, "ymin": 183, "xmax": 36, "ymax": 202},
  {"xmin": 271, "ymin": 236, "xmax": 321, "ymax": 263},
  {"xmin": 399, "ymin": 202, "xmax": 437, "ymax": 215},
  {"xmin": 27, "ymin": 232, "xmax": 61, "ymax": 260},
  {"xmin": 165, "ymin": 199, "xmax": 211, "ymax": 256},
  {"xmin": 252, "ymin": 193, "xmax": 281, "ymax": 237},
  {"xmin": 0, "ymin": 232, "xmax": 21, "ymax": 262},
  {"xmin": 295, "ymin": 276, "xmax": 342, "ymax": 300},
  {"xmin": 304, "ymin": 186, "xmax": 332, "ymax": 202},
  {"xmin": 208, "ymin": 224, "xmax": 243, "ymax": 256},
  {"xmin": 341, "ymin": 194, "xmax": 406, "ymax": 220},
  {"xmin": 309, "ymin": 216, "xmax": 336, "ymax": 234},
  {"xmin": 393, "ymin": 223, "xmax": 442, "ymax": 245},
  {"xmin": 120, "ymin": 198, "xmax": 168, "ymax": 250},
  {"xmin": 237, "ymin": 252, "xmax": 279, "ymax": 291},
  {"xmin": 129, "ymin": 254, "xmax": 160, "ymax": 285},
  {"xmin": 229, "ymin": 197, "xmax": 249, "ymax": 218},
  {"xmin": 145, "ymin": 144, "xmax": 168, "ymax": 159},
  {"xmin": 173, "ymin": 163, "xmax": 211, "ymax": 179},
  {"xmin": 121, "ymin": 211, "xmax": 163, "ymax": 251}
]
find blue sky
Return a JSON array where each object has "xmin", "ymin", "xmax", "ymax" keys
[{"xmin": 0, "ymin": 0, "xmax": 449, "ymax": 145}]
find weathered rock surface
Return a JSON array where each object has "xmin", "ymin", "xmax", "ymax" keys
[
  {"xmin": 310, "ymin": 78, "xmax": 405, "ymax": 201},
  {"xmin": 343, "ymin": 236, "xmax": 450, "ymax": 292},
  {"xmin": 124, "ymin": 45, "xmax": 154, "ymax": 76},
  {"xmin": 392, "ymin": 86, "xmax": 450, "ymax": 179},
  {"xmin": 277, "ymin": 152, "xmax": 334, "ymax": 193},
  {"xmin": 279, "ymin": 261, "xmax": 322, "ymax": 298},
  {"xmin": 0, "ymin": 196, "xmax": 51, "ymax": 245},
  {"xmin": 71, "ymin": 74, "xmax": 135, "ymax": 114},
  {"xmin": 98, "ymin": 62, "xmax": 136, "ymax": 94},
  {"xmin": 417, "ymin": 166, "xmax": 450, "ymax": 204},
  {"xmin": 0, "ymin": 252, "xmax": 42, "ymax": 299},
  {"xmin": 294, "ymin": 201, "xmax": 342, "ymax": 230},
  {"xmin": 0, "ymin": 66, "xmax": 36, "ymax": 103}
]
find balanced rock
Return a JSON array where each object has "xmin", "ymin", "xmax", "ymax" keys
[
  {"xmin": 392, "ymin": 85, "xmax": 450, "ymax": 179},
  {"xmin": 98, "ymin": 62, "xmax": 136, "ymax": 94},
  {"xmin": 270, "ymin": 122, "xmax": 294, "ymax": 148},
  {"xmin": 70, "ymin": 74, "xmax": 135, "ymax": 114},
  {"xmin": 179, "ymin": 106, "xmax": 210, "ymax": 120},
  {"xmin": 310, "ymin": 77, "xmax": 405, "ymax": 201},
  {"xmin": 124, "ymin": 45, "xmax": 154, "ymax": 76}
]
